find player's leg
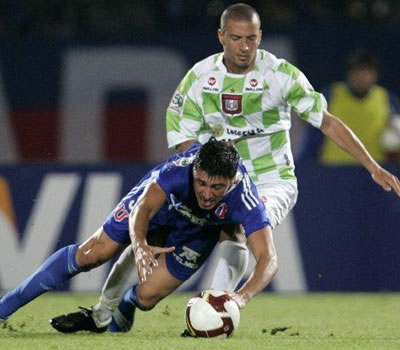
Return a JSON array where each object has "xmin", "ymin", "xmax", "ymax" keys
[
  {"xmin": 208, "ymin": 224, "xmax": 249, "ymax": 291},
  {"xmin": 257, "ymin": 180, "xmax": 298, "ymax": 229},
  {"xmin": 0, "ymin": 228, "xmax": 124, "ymax": 321},
  {"xmin": 109, "ymin": 253, "xmax": 183, "ymax": 332},
  {"xmin": 257, "ymin": 180, "xmax": 304, "ymax": 292},
  {"xmin": 49, "ymin": 227, "xmax": 169, "ymax": 333},
  {"xmin": 91, "ymin": 246, "xmax": 136, "ymax": 328},
  {"xmin": 87, "ymin": 227, "xmax": 169, "ymax": 328},
  {"xmin": 110, "ymin": 226, "xmax": 220, "ymax": 333}
]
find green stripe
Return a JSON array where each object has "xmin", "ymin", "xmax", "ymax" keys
[
  {"xmin": 297, "ymin": 92, "xmax": 322, "ymax": 120},
  {"xmin": 228, "ymin": 116, "xmax": 248, "ymax": 128},
  {"xmin": 298, "ymin": 111, "xmax": 310, "ymax": 121},
  {"xmin": 285, "ymin": 82, "xmax": 306, "ymax": 107},
  {"xmin": 179, "ymin": 71, "xmax": 198, "ymax": 94},
  {"xmin": 311, "ymin": 91, "xmax": 323, "ymax": 112},
  {"xmin": 253, "ymin": 153, "xmax": 277, "ymax": 175},
  {"xmin": 278, "ymin": 61, "xmax": 300, "ymax": 79},
  {"xmin": 250, "ymin": 174, "xmax": 259, "ymax": 183},
  {"xmin": 203, "ymin": 92, "xmax": 220, "ymax": 115},
  {"xmin": 279, "ymin": 166, "xmax": 296, "ymax": 180},
  {"xmin": 243, "ymin": 93, "xmax": 263, "ymax": 115},
  {"xmin": 262, "ymin": 108, "xmax": 280, "ymax": 128},
  {"xmin": 222, "ymin": 76, "xmax": 245, "ymax": 93},
  {"xmin": 197, "ymin": 122, "xmax": 211, "ymax": 137},
  {"xmin": 235, "ymin": 139, "xmax": 251, "ymax": 160},
  {"xmin": 270, "ymin": 131, "xmax": 287, "ymax": 151},
  {"xmin": 214, "ymin": 53, "xmax": 223, "ymax": 64},
  {"xmin": 182, "ymin": 97, "xmax": 202, "ymax": 122},
  {"xmin": 166, "ymin": 111, "xmax": 181, "ymax": 132}
]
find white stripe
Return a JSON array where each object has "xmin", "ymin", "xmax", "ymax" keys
[
  {"xmin": 241, "ymin": 193, "xmax": 252, "ymax": 210},
  {"xmin": 242, "ymin": 175, "xmax": 258, "ymax": 208},
  {"xmin": 245, "ymin": 175, "xmax": 259, "ymax": 204}
]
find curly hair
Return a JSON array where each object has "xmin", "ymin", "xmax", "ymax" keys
[{"xmin": 193, "ymin": 138, "xmax": 240, "ymax": 179}]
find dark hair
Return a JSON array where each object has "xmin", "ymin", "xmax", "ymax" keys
[
  {"xmin": 346, "ymin": 49, "xmax": 380, "ymax": 73},
  {"xmin": 220, "ymin": 3, "xmax": 261, "ymax": 30},
  {"xmin": 193, "ymin": 138, "xmax": 240, "ymax": 179}
]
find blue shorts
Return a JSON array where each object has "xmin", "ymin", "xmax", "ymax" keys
[{"xmin": 103, "ymin": 194, "xmax": 221, "ymax": 282}]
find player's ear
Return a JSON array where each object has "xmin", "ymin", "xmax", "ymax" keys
[{"xmin": 218, "ymin": 29, "xmax": 225, "ymax": 46}]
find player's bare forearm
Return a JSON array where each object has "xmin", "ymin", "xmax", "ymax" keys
[
  {"xmin": 321, "ymin": 111, "xmax": 400, "ymax": 197},
  {"xmin": 234, "ymin": 227, "xmax": 278, "ymax": 308},
  {"xmin": 129, "ymin": 182, "xmax": 174, "ymax": 283}
]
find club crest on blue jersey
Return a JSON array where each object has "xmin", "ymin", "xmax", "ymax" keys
[
  {"xmin": 214, "ymin": 203, "xmax": 228, "ymax": 219},
  {"xmin": 171, "ymin": 154, "xmax": 196, "ymax": 168}
]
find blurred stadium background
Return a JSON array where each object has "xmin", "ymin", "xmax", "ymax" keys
[{"xmin": 0, "ymin": 0, "xmax": 399, "ymax": 295}]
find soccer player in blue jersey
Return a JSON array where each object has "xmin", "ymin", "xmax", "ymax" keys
[
  {"xmin": 48, "ymin": 3, "xmax": 400, "ymax": 334},
  {"xmin": 0, "ymin": 139, "xmax": 277, "ymax": 330}
]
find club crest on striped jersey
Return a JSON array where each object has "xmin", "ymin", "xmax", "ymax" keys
[
  {"xmin": 221, "ymin": 94, "xmax": 242, "ymax": 115},
  {"xmin": 214, "ymin": 203, "xmax": 228, "ymax": 219}
]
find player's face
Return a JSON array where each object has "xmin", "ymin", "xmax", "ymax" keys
[
  {"xmin": 193, "ymin": 168, "xmax": 233, "ymax": 210},
  {"xmin": 218, "ymin": 18, "xmax": 262, "ymax": 74}
]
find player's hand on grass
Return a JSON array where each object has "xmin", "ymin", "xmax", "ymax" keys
[
  {"xmin": 133, "ymin": 242, "xmax": 175, "ymax": 284},
  {"xmin": 371, "ymin": 167, "xmax": 400, "ymax": 198},
  {"xmin": 226, "ymin": 292, "xmax": 247, "ymax": 309}
]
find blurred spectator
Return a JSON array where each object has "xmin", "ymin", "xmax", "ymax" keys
[
  {"xmin": 258, "ymin": 0, "xmax": 298, "ymax": 27},
  {"xmin": 301, "ymin": 49, "xmax": 400, "ymax": 164},
  {"xmin": 0, "ymin": 0, "xmax": 400, "ymax": 39},
  {"xmin": 337, "ymin": 0, "xmax": 400, "ymax": 26}
]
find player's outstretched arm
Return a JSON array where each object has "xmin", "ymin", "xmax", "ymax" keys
[
  {"xmin": 320, "ymin": 110, "xmax": 400, "ymax": 197},
  {"xmin": 129, "ymin": 182, "xmax": 175, "ymax": 284},
  {"xmin": 231, "ymin": 226, "xmax": 278, "ymax": 309}
]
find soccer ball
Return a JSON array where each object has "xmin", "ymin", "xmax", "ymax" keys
[{"xmin": 184, "ymin": 290, "xmax": 240, "ymax": 338}]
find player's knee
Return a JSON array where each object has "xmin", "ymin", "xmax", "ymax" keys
[
  {"xmin": 135, "ymin": 289, "xmax": 162, "ymax": 310},
  {"xmin": 75, "ymin": 247, "xmax": 105, "ymax": 270}
]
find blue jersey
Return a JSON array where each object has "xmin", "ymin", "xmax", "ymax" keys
[{"xmin": 103, "ymin": 143, "xmax": 269, "ymax": 281}]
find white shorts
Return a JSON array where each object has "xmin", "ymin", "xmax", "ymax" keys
[{"xmin": 256, "ymin": 179, "xmax": 298, "ymax": 229}]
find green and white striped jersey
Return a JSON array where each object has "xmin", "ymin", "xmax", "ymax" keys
[{"xmin": 166, "ymin": 49, "xmax": 326, "ymax": 185}]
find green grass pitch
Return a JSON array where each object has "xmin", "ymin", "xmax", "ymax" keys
[{"xmin": 0, "ymin": 293, "xmax": 399, "ymax": 350}]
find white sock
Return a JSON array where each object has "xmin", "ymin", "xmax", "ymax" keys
[
  {"xmin": 91, "ymin": 246, "xmax": 137, "ymax": 328},
  {"xmin": 209, "ymin": 240, "xmax": 249, "ymax": 291}
]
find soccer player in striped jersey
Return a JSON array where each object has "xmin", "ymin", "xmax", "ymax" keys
[
  {"xmin": 164, "ymin": 2, "xmax": 400, "ymax": 298},
  {"xmin": 49, "ymin": 2, "xmax": 400, "ymax": 334},
  {"xmin": 0, "ymin": 139, "xmax": 277, "ymax": 331}
]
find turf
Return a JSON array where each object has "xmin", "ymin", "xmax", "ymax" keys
[{"xmin": 0, "ymin": 293, "xmax": 399, "ymax": 350}]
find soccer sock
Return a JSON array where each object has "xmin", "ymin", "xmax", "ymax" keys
[
  {"xmin": 109, "ymin": 285, "xmax": 154, "ymax": 332},
  {"xmin": 209, "ymin": 241, "xmax": 249, "ymax": 291},
  {"xmin": 123, "ymin": 285, "xmax": 154, "ymax": 312},
  {"xmin": 92, "ymin": 246, "xmax": 137, "ymax": 328},
  {"xmin": 0, "ymin": 244, "xmax": 85, "ymax": 319}
]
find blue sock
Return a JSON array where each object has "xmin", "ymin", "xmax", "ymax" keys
[
  {"xmin": 109, "ymin": 285, "xmax": 153, "ymax": 332},
  {"xmin": 0, "ymin": 244, "xmax": 85, "ymax": 319}
]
